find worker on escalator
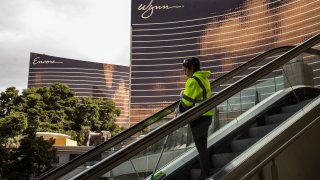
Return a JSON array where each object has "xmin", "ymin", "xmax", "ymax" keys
[{"xmin": 176, "ymin": 57, "xmax": 214, "ymax": 180}]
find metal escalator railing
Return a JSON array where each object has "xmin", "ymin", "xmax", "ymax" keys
[
  {"xmin": 72, "ymin": 33, "xmax": 320, "ymax": 179},
  {"xmin": 39, "ymin": 44, "xmax": 320, "ymax": 180}
]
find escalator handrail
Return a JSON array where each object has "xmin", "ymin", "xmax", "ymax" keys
[
  {"xmin": 73, "ymin": 33, "xmax": 320, "ymax": 179},
  {"xmin": 39, "ymin": 45, "xmax": 320, "ymax": 179}
]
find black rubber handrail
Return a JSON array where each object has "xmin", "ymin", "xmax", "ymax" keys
[
  {"xmin": 72, "ymin": 33, "xmax": 320, "ymax": 179},
  {"xmin": 39, "ymin": 43, "xmax": 320, "ymax": 179}
]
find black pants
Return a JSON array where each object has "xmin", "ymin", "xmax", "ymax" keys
[{"xmin": 190, "ymin": 116, "xmax": 212, "ymax": 177}]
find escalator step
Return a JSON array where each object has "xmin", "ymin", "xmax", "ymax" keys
[
  {"xmin": 231, "ymin": 138, "xmax": 259, "ymax": 152},
  {"xmin": 281, "ymin": 100, "xmax": 311, "ymax": 113},
  {"xmin": 211, "ymin": 152, "xmax": 241, "ymax": 168},
  {"xmin": 249, "ymin": 124, "xmax": 278, "ymax": 137},
  {"xmin": 190, "ymin": 168, "xmax": 220, "ymax": 180},
  {"xmin": 264, "ymin": 113, "xmax": 292, "ymax": 125}
]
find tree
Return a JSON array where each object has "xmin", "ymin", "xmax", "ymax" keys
[
  {"xmin": 22, "ymin": 84, "xmax": 79, "ymax": 134},
  {"xmin": 0, "ymin": 111, "xmax": 28, "ymax": 178},
  {"xmin": 99, "ymin": 99, "xmax": 122, "ymax": 136},
  {"xmin": 0, "ymin": 87, "xmax": 24, "ymax": 118},
  {"xmin": 0, "ymin": 83, "xmax": 122, "ymax": 178},
  {"xmin": 5, "ymin": 134, "xmax": 55, "ymax": 179}
]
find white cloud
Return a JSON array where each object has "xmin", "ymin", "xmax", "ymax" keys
[{"xmin": 0, "ymin": 0, "xmax": 131, "ymax": 92}]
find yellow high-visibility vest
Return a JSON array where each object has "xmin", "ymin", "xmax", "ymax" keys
[{"xmin": 181, "ymin": 71, "xmax": 214, "ymax": 117}]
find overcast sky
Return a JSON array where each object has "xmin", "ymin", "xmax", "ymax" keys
[{"xmin": 0, "ymin": 0, "xmax": 131, "ymax": 93}]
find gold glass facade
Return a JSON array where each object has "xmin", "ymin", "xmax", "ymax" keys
[
  {"xmin": 28, "ymin": 53, "xmax": 130, "ymax": 128},
  {"xmin": 131, "ymin": 0, "xmax": 320, "ymax": 125}
]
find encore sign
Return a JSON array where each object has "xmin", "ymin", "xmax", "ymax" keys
[
  {"xmin": 33, "ymin": 57, "xmax": 63, "ymax": 65},
  {"xmin": 138, "ymin": 0, "xmax": 184, "ymax": 19}
]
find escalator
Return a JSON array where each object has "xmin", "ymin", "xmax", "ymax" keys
[
  {"xmin": 39, "ymin": 33, "xmax": 320, "ymax": 180},
  {"xmin": 165, "ymin": 86, "xmax": 320, "ymax": 180}
]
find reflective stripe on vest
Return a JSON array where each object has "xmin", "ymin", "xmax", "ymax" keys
[{"xmin": 191, "ymin": 76, "xmax": 207, "ymax": 101}]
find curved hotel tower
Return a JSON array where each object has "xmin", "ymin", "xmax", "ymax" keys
[
  {"xmin": 28, "ymin": 53, "xmax": 130, "ymax": 128},
  {"xmin": 130, "ymin": 0, "xmax": 320, "ymax": 125}
]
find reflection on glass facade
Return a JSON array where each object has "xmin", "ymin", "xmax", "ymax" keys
[
  {"xmin": 28, "ymin": 53, "xmax": 130, "ymax": 128},
  {"xmin": 131, "ymin": 0, "xmax": 320, "ymax": 125}
]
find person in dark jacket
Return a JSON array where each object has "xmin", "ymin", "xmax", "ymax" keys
[{"xmin": 176, "ymin": 57, "xmax": 214, "ymax": 180}]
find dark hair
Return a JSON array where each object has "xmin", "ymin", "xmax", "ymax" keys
[{"xmin": 182, "ymin": 57, "xmax": 201, "ymax": 71}]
